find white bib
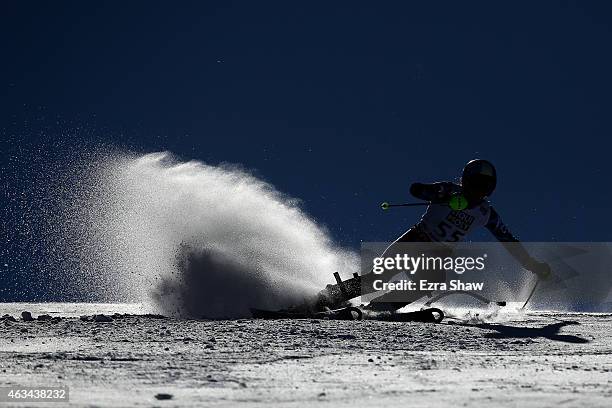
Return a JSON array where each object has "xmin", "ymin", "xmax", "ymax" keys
[{"xmin": 418, "ymin": 200, "xmax": 492, "ymax": 242}]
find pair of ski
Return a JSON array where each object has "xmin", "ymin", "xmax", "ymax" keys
[
  {"xmin": 251, "ymin": 271, "xmax": 506, "ymax": 324},
  {"xmin": 250, "ymin": 305, "xmax": 445, "ymax": 323}
]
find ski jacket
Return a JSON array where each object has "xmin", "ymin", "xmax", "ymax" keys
[{"xmin": 411, "ymin": 182, "xmax": 518, "ymax": 243}]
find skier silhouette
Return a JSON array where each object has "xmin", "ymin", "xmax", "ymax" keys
[
  {"xmin": 365, "ymin": 159, "xmax": 551, "ymax": 311},
  {"xmin": 314, "ymin": 159, "xmax": 552, "ymax": 312}
]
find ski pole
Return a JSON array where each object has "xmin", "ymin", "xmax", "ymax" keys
[
  {"xmin": 381, "ymin": 194, "xmax": 468, "ymax": 211},
  {"xmin": 380, "ymin": 202, "xmax": 429, "ymax": 210},
  {"xmin": 520, "ymin": 279, "xmax": 539, "ymax": 310}
]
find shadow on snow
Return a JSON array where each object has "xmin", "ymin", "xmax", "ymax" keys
[{"xmin": 467, "ymin": 321, "xmax": 589, "ymax": 344}]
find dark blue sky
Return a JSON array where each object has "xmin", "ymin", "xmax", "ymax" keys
[{"xmin": 2, "ymin": 0, "xmax": 611, "ymax": 251}]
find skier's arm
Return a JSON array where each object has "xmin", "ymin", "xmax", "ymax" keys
[
  {"xmin": 410, "ymin": 182, "xmax": 454, "ymax": 203},
  {"xmin": 485, "ymin": 207, "xmax": 520, "ymax": 243},
  {"xmin": 486, "ymin": 207, "xmax": 551, "ymax": 279}
]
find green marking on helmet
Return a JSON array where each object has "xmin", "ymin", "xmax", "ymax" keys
[
  {"xmin": 448, "ymin": 194, "xmax": 468, "ymax": 211},
  {"xmin": 381, "ymin": 202, "xmax": 390, "ymax": 210}
]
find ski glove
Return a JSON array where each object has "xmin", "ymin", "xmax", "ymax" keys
[{"xmin": 525, "ymin": 258, "xmax": 551, "ymax": 280}]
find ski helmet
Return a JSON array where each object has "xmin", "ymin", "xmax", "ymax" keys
[{"xmin": 461, "ymin": 159, "xmax": 497, "ymax": 197}]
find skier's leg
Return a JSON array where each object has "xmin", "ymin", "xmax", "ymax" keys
[
  {"xmin": 367, "ymin": 231, "xmax": 449, "ymax": 312},
  {"xmin": 312, "ymin": 226, "xmax": 439, "ymax": 311},
  {"xmin": 365, "ymin": 226, "xmax": 432, "ymax": 287},
  {"xmin": 366, "ymin": 267, "xmax": 447, "ymax": 312}
]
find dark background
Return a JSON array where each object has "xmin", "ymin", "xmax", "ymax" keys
[{"xmin": 2, "ymin": 1, "xmax": 611, "ymax": 299}]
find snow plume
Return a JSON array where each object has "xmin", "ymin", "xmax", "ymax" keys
[{"xmin": 63, "ymin": 151, "xmax": 357, "ymax": 318}]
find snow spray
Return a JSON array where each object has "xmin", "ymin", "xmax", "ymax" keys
[{"xmin": 43, "ymin": 150, "xmax": 358, "ymax": 317}]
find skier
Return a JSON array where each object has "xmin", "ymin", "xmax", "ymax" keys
[
  {"xmin": 365, "ymin": 159, "xmax": 551, "ymax": 311},
  {"xmin": 318, "ymin": 159, "xmax": 552, "ymax": 312}
]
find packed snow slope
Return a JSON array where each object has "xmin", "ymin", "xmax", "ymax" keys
[{"xmin": 0, "ymin": 306, "xmax": 610, "ymax": 407}]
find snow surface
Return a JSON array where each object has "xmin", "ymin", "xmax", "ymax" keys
[{"xmin": 0, "ymin": 303, "xmax": 611, "ymax": 407}]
